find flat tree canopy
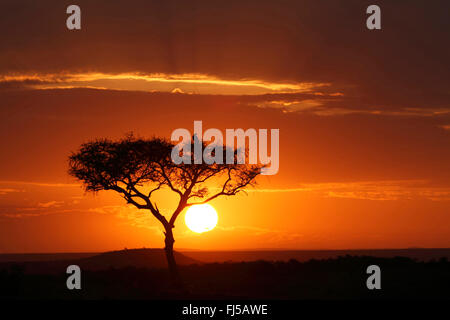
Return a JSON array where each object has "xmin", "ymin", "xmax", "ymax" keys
[{"xmin": 68, "ymin": 134, "xmax": 262, "ymax": 283}]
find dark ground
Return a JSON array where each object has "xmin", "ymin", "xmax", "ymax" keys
[{"xmin": 0, "ymin": 249, "xmax": 449, "ymax": 299}]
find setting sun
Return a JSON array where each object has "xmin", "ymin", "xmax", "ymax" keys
[{"xmin": 185, "ymin": 204, "xmax": 219, "ymax": 233}]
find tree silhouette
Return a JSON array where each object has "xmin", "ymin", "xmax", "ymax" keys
[{"xmin": 68, "ymin": 134, "xmax": 261, "ymax": 285}]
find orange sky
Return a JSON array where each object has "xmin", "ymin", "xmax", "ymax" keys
[{"xmin": 0, "ymin": 0, "xmax": 449, "ymax": 252}]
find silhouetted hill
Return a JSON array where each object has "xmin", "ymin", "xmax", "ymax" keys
[
  {"xmin": 77, "ymin": 248, "xmax": 198, "ymax": 270},
  {"xmin": 0, "ymin": 249, "xmax": 198, "ymax": 274}
]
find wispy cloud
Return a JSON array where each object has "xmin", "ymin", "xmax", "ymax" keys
[
  {"xmin": 255, "ymin": 99, "xmax": 450, "ymax": 117},
  {"xmin": 0, "ymin": 188, "xmax": 23, "ymax": 195},
  {"xmin": 0, "ymin": 180, "xmax": 79, "ymax": 188},
  {"xmin": 89, "ymin": 205, "xmax": 163, "ymax": 234},
  {"xmin": 0, "ymin": 72, "xmax": 329, "ymax": 95},
  {"xmin": 37, "ymin": 201, "xmax": 64, "ymax": 208},
  {"xmin": 3, "ymin": 73, "xmax": 448, "ymax": 117},
  {"xmin": 250, "ymin": 180, "xmax": 450, "ymax": 201},
  {"xmin": 0, "ymin": 209, "xmax": 81, "ymax": 219}
]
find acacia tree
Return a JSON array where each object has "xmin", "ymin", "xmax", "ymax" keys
[{"xmin": 68, "ymin": 134, "xmax": 261, "ymax": 284}]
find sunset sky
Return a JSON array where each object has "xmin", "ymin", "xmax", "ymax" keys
[{"xmin": 0, "ymin": 0, "xmax": 449, "ymax": 253}]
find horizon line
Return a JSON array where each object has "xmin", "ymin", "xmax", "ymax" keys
[{"xmin": 2, "ymin": 247, "xmax": 450, "ymax": 255}]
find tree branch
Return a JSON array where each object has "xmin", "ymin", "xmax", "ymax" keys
[
  {"xmin": 158, "ymin": 163, "xmax": 183, "ymax": 196},
  {"xmin": 111, "ymin": 184, "xmax": 168, "ymax": 227}
]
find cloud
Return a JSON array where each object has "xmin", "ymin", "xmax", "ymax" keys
[
  {"xmin": 88, "ymin": 205, "xmax": 163, "ymax": 234},
  {"xmin": 250, "ymin": 180, "xmax": 450, "ymax": 201},
  {"xmin": 0, "ymin": 188, "xmax": 23, "ymax": 195},
  {"xmin": 4, "ymin": 77, "xmax": 448, "ymax": 117},
  {"xmin": 0, "ymin": 212, "xmax": 50, "ymax": 218},
  {"xmin": 0, "ymin": 72, "xmax": 328, "ymax": 95},
  {"xmin": 251, "ymin": 96, "xmax": 450, "ymax": 117},
  {"xmin": 0, "ymin": 208, "xmax": 81, "ymax": 219},
  {"xmin": 171, "ymin": 87, "xmax": 184, "ymax": 94},
  {"xmin": 0, "ymin": 181, "xmax": 79, "ymax": 188},
  {"xmin": 37, "ymin": 201, "xmax": 64, "ymax": 208}
]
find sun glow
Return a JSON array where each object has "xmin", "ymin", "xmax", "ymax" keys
[{"xmin": 185, "ymin": 204, "xmax": 218, "ymax": 233}]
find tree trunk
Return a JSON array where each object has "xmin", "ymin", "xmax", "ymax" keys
[{"xmin": 164, "ymin": 226, "xmax": 183, "ymax": 287}]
